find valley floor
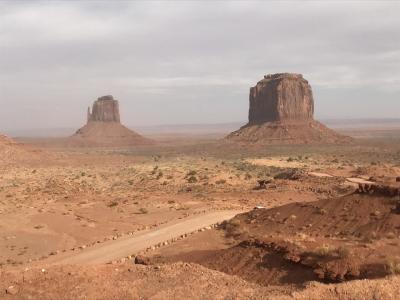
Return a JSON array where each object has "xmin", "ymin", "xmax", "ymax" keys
[{"xmin": 1, "ymin": 131, "xmax": 400, "ymax": 299}]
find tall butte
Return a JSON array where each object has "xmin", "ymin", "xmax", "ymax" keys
[
  {"xmin": 72, "ymin": 95, "xmax": 152, "ymax": 146},
  {"xmin": 227, "ymin": 73, "xmax": 351, "ymax": 144}
]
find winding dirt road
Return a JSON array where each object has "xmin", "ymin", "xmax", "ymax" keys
[{"xmin": 45, "ymin": 210, "xmax": 242, "ymax": 265}]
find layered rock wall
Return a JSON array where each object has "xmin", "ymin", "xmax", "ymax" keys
[
  {"xmin": 72, "ymin": 95, "xmax": 152, "ymax": 146},
  {"xmin": 248, "ymin": 73, "xmax": 314, "ymax": 125},
  {"xmin": 226, "ymin": 73, "xmax": 351, "ymax": 144},
  {"xmin": 87, "ymin": 95, "xmax": 120, "ymax": 123}
]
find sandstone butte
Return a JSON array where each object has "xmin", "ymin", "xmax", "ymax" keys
[
  {"xmin": 71, "ymin": 95, "xmax": 152, "ymax": 147},
  {"xmin": 227, "ymin": 73, "xmax": 351, "ymax": 144}
]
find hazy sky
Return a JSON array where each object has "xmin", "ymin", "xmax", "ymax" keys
[{"xmin": 1, "ymin": 0, "xmax": 399, "ymax": 130}]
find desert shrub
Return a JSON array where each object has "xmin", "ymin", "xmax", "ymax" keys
[
  {"xmin": 274, "ymin": 168, "xmax": 303, "ymax": 180},
  {"xmin": 186, "ymin": 170, "xmax": 197, "ymax": 177},
  {"xmin": 371, "ymin": 210, "xmax": 381, "ymax": 217},
  {"xmin": 200, "ymin": 175, "xmax": 209, "ymax": 180},
  {"xmin": 215, "ymin": 179, "xmax": 226, "ymax": 185},
  {"xmin": 244, "ymin": 173, "xmax": 252, "ymax": 180},
  {"xmin": 150, "ymin": 166, "xmax": 159, "ymax": 175},
  {"xmin": 187, "ymin": 176, "xmax": 198, "ymax": 183},
  {"xmin": 224, "ymin": 219, "xmax": 246, "ymax": 238},
  {"xmin": 336, "ymin": 246, "xmax": 351, "ymax": 258},
  {"xmin": 362, "ymin": 231, "xmax": 378, "ymax": 243},
  {"xmin": 355, "ymin": 166, "xmax": 368, "ymax": 175},
  {"xmin": 176, "ymin": 205, "xmax": 189, "ymax": 211},
  {"xmin": 385, "ymin": 257, "xmax": 400, "ymax": 275},
  {"xmin": 233, "ymin": 161, "xmax": 256, "ymax": 172},
  {"xmin": 386, "ymin": 232, "xmax": 396, "ymax": 239},
  {"xmin": 313, "ymin": 244, "xmax": 333, "ymax": 257},
  {"xmin": 138, "ymin": 207, "xmax": 149, "ymax": 214},
  {"xmin": 156, "ymin": 171, "xmax": 163, "ymax": 180},
  {"xmin": 107, "ymin": 201, "xmax": 119, "ymax": 207}
]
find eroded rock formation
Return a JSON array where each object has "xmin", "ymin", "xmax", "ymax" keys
[
  {"xmin": 227, "ymin": 73, "xmax": 351, "ymax": 144},
  {"xmin": 357, "ymin": 183, "xmax": 400, "ymax": 197},
  {"xmin": 71, "ymin": 95, "xmax": 152, "ymax": 147},
  {"xmin": 87, "ymin": 95, "xmax": 120, "ymax": 123},
  {"xmin": 249, "ymin": 73, "xmax": 313, "ymax": 124}
]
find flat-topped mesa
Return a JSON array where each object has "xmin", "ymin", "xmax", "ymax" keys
[
  {"xmin": 87, "ymin": 95, "xmax": 120, "ymax": 123},
  {"xmin": 226, "ymin": 72, "xmax": 352, "ymax": 144},
  {"xmin": 249, "ymin": 73, "xmax": 314, "ymax": 125}
]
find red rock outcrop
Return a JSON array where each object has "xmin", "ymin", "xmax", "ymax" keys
[
  {"xmin": 71, "ymin": 95, "xmax": 152, "ymax": 147},
  {"xmin": 87, "ymin": 95, "xmax": 120, "ymax": 123},
  {"xmin": 248, "ymin": 73, "xmax": 313, "ymax": 124},
  {"xmin": 227, "ymin": 73, "xmax": 351, "ymax": 144}
]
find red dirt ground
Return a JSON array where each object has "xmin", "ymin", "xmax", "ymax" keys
[
  {"xmin": 226, "ymin": 120, "xmax": 352, "ymax": 144},
  {"xmin": 149, "ymin": 190, "xmax": 400, "ymax": 286},
  {"xmin": 71, "ymin": 122, "xmax": 153, "ymax": 147}
]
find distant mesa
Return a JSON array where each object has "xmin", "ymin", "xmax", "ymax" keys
[
  {"xmin": 226, "ymin": 73, "xmax": 351, "ymax": 144},
  {"xmin": 248, "ymin": 73, "xmax": 313, "ymax": 124},
  {"xmin": 87, "ymin": 95, "xmax": 120, "ymax": 123},
  {"xmin": 71, "ymin": 95, "xmax": 152, "ymax": 147}
]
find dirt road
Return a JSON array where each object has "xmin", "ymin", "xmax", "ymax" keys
[
  {"xmin": 308, "ymin": 171, "xmax": 375, "ymax": 185},
  {"xmin": 45, "ymin": 210, "xmax": 242, "ymax": 265}
]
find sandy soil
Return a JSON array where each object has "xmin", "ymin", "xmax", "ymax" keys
[
  {"xmin": 44, "ymin": 210, "xmax": 241, "ymax": 265},
  {"xmin": 1, "ymin": 263, "xmax": 400, "ymax": 299},
  {"xmin": 2, "ymin": 131, "xmax": 400, "ymax": 298}
]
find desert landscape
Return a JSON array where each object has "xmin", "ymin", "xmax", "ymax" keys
[
  {"xmin": 2, "ymin": 1, "xmax": 400, "ymax": 299},
  {"xmin": 1, "ymin": 72, "xmax": 400, "ymax": 299}
]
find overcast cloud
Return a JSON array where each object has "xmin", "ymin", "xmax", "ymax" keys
[{"xmin": 1, "ymin": 0, "xmax": 399, "ymax": 131}]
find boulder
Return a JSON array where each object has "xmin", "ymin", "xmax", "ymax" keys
[{"xmin": 135, "ymin": 255, "xmax": 151, "ymax": 265}]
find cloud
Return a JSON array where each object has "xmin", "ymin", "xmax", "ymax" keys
[{"xmin": 0, "ymin": 0, "xmax": 399, "ymax": 130}]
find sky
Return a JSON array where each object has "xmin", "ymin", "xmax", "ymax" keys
[{"xmin": 1, "ymin": 0, "xmax": 400, "ymax": 131}]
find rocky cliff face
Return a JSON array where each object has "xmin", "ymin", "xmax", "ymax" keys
[
  {"xmin": 87, "ymin": 95, "xmax": 120, "ymax": 123},
  {"xmin": 248, "ymin": 73, "xmax": 314, "ymax": 125},
  {"xmin": 227, "ymin": 73, "xmax": 351, "ymax": 144},
  {"xmin": 72, "ymin": 95, "xmax": 152, "ymax": 147}
]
